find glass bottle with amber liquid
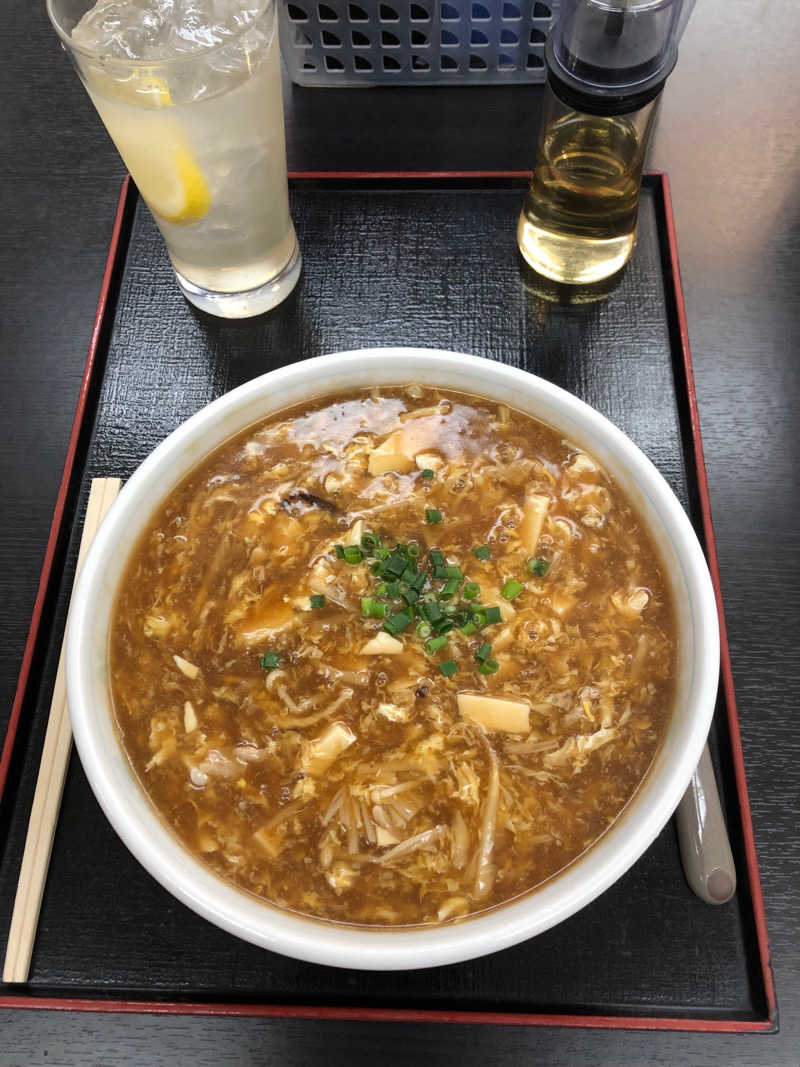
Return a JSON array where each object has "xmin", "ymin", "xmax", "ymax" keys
[{"xmin": 518, "ymin": 0, "xmax": 683, "ymax": 285}]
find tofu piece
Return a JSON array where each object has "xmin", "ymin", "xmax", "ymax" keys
[
  {"xmin": 183, "ymin": 701, "xmax": 198, "ymax": 733},
  {"xmin": 415, "ymin": 451, "xmax": 444, "ymax": 472},
  {"xmin": 457, "ymin": 693, "xmax": 531, "ymax": 734},
  {"xmin": 301, "ymin": 722, "xmax": 356, "ymax": 776},
  {"xmin": 361, "ymin": 632, "xmax": 404, "ymax": 655},
  {"xmin": 172, "ymin": 654, "xmax": 199, "ymax": 680},
  {"xmin": 519, "ymin": 491, "xmax": 550, "ymax": 554},
  {"xmin": 368, "ymin": 432, "xmax": 416, "ymax": 476}
]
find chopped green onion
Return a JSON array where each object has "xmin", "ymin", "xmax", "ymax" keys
[
  {"xmin": 361, "ymin": 597, "xmax": 388, "ymax": 618},
  {"xmin": 432, "ymin": 566, "xmax": 447, "ymax": 579},
  {"xmin": 440, "ymin": 578, "xmax": 460, "ymax": 599},
  {"xmin": 463, "ymin": 582, "xmax": 480, "ymax": 600},
  {"xmin": 383, "ymin": 553, "xmax": 407, "ymax": 578},
  {"xmin": 384, "ymin": 611, "xmax": 413, "ymax": 635},
  {"xmin": 475, "ymin": 642, "xmax": 492, "ymax": 662},
  {"xmin": 459, "ymin": 620, "xmax": 478, "ymax": 635},
  {"xmin": 443, "ymin": 565, "xmax": 462, "ymax": 579},
  {"xmin": 478, "ymin": 657, "xmax": 500, "ymax": 675},
  {"xmin": 375, "ymin": 582, "xmax": 388, "ymax": 596},
  {"xmin": 422, "ymin": 601, "xmax": 444, "ymax": 623},
  {"xmin": 425, "ymin": 508, "xmax": 443, "ymax": 524},
  {"xmin": 421, "ymin": 468, "xmax": 435, "ymax": 479},
  {"xmin": 484, "ymin": 606, "xmax": 502, "ymax": 625},
  {"xmin": 370, "ymin": 560, "xmax": 382, "ymax": 575},
  {"xmin": 439, "ymin": 659, "xmax": 458, "ymax": 677},
  {"xmin": 501, "ymin": 579, "xmax": 524, "ymax": 600},
  {"xmin": 416, "ymin": 621, "xmax": 432, "ymax": 638},
  {"xmin": 527, "ymin": 557, "xmax": 550, "ymax": 577},
  {"xmin": 259, "ymin": 651, "xmax": 280, "ymax": 671},
  {"xmin": 309, "ymin": 594, "xmax": 326, "ymax": 609},
  {"xmin": 401, "ymin": 566, "xmax": 417, "ymax": 583},
  {"xmin": 411, "ymin": 572, "xmax": 427, "ymax": 592},
  {"xmin": 374, "ymin": 547, "xmax": 390, "ymax": 560},
  {"xmin": 384, "ymin": 581, "xmax": 401, "ymax": 599},
  {"xmin": 407, "ymin": 544, "xmax": 420, "ymax": 558},
  {"xmin": 403, "ymin": 587, "xmax": 420, "ymax": 605},
  {"xmin": 343, "ymin": 545, "xmax": 363, "ymax": 564},
  {"xmin": 472, "ymin": 544, "xmax": 491, "ymax": 561},
  {"xmin": 424, "ymin": 635, "xmax": 448, "ymax": 654},
  {"xmin": 360, "ymin": 532, "xmax": 380, "ymax": 552},
  {"xmin": 334, "ymin": 544, "xmax": 346, "ymax": 559},
  {"xmin": 430, "ymin": 550, "xmax": 445, "ymax": 566}
]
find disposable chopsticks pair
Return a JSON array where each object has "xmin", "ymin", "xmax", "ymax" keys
[{"xmin": 2, "ymin": 478, "xmax": 120, "ymax": 984}]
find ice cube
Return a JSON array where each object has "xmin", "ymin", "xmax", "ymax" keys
[{"xmin": 71, "ymin": 0, "xmax": 264, "ymax": 60}]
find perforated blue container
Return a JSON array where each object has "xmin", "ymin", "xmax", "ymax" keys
[{"xmin": 279, "ymin": 0, "xmax": 558, "ymax": 86}]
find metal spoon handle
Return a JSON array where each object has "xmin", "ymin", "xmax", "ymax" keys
[{"xmin": 676, "ymin": 743, "xmax": 736, "ymax": 904}]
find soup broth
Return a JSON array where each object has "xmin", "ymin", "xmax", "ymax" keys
[{"xmin": 110, "ymin": 385, "xmax": 677, "ymax": 926}]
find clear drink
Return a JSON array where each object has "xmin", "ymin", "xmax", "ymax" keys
[{"xmin": 47, "ymin": 0, "xmax": 301, "ymax": 318}]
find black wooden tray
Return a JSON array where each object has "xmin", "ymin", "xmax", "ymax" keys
[{"xmin": 0, "ymin": 173, "xmax": 775, "ymax": 1031}]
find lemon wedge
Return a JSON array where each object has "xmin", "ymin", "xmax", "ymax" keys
[
  {"xmin": 131, "ymin": 143, "xmax": 211, "ymax": 223},
  {"xmin": 87, "ymin": 92, "xmax": 211, "ymax": 224}
]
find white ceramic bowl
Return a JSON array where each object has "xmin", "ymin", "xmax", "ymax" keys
[{"xmin": 66, "ymin": 347, "xmax": 719, "ymax": 970}]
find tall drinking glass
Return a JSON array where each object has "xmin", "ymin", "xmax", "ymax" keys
[{"xmin": 47, "ymin": 0, "xmax": 301, "ymax": 318}]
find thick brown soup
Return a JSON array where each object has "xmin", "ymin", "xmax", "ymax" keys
[{"xmin": 110, "ymin": 386, "xmax": 676, "ymax": 926}]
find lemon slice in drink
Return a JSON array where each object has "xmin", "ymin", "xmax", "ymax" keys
[
  {"xmin": 125, "ymin": 139, "xmax": 211, "ymax": 223},
  {"xmin": 87, "ymin": 83, "xmax": 211, "ymax": 224}
]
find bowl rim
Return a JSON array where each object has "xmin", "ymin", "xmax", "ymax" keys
[{"xmin": 66, "ymin": 347, "xmax": 720, "ymax": 970}]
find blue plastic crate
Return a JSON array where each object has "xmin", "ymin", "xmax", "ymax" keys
[{"xmin": 279, "ymin": 0, "xmax": 558, "ymax": 86}]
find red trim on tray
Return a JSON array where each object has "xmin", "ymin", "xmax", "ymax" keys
[
  {"xmin": 0, "ymin": 172, "xmax": 775, "ymax": 1033},
  {"xmin": 287, "ymin": 170, "xmax": 532, "ymax": 180},
  {"xmin": 0, "ymin": 176, "xmax": 131, "ymax": 811},
  {"xmin": 656, "ymin": 170, "xmax": 777, "ymax": 1028},
  {"xmin": 0, "ymin": 995, "xmax": 776, "ymax": 1031}
]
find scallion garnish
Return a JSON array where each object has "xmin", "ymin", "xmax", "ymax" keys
[
  {"xmin": 361, "ymin": 532, "xmax": 380, "ymax": 552},
  {"xmin": 384, "ymin": 610, "xmax": 413, "ymax": 635},
  {"xmin": 421, "ymin": 468, "xmax": 435, "ymax": 479},
  {"xmin": 439, "ymin": 659, "xmax": 458, "ymax": 677},
  {"xmin": 425, "ymin": 508, "xmax": 442, "ymax": 524},
  {"xmin": 361, "ymin": 597, "xmax": 388, "ymax": 618},
  {"xmin": 421, "ymin": 601, "xmax": 444, "ymax": 623},
  {"xmin": 472, "ymin": 544, "xmax": 491, "ymax": 560},
  {"xmin": 334, "ymin": 544, "xmax": 345, "ymax": 559},
  {"xmin": 527, "ymin": 556, "xmax": 550, "ymax": 577},
  {"xmin": 440, "ymin": 578, "xmax": 460, "ymax": 599},
  {"xmin": 501, "ymin": 579, "xmax": 524, "ymax": 600},
  {"xmin": 343, "ymin": 545, "xmax": 363, "ymax": 564},
  {"xmin": 443, "ymin": 565, "xmax": 462, "ymax": 579},
  {"xmin": 430, "ymin": 550, "xmax": 445, "ymax": 566},
  {"xmin": 463, "ymin": 582, "xmax": 480, "ymax": 600},
  {"xmin": 417, "ymin": 621, "xmax": 432, "ymax": 638},
  {"xmin": 459, "ymin": 620, "xmax": 478, "ymax": 635},
  {"xmin": 484, "ymin": 606, "xmax": 502, "ymax": 624},
  {"xmin": 475, "ymin": 642, "xmax": 492, "ymax": 662},
  {"xmin": 309, "ymin": 594, "xmax": 326, "ymax": 609},
  {"xmin": 259, "ymin": 651, "xmax": 280, "ymax": 671},
  {"xmin": 478, "ymin": 657, "xmax": 500, "ymax": 675},
  {"xmin": 383, "ymin": 553, "xmax": 407, "ymax": 578},
  {"xmin": 424, "ymin": 635, "xmax": 448, "ymax": 654},
  {"xmin": 407, "ymin": 544, "xmax": 420, "ymax": 558}
]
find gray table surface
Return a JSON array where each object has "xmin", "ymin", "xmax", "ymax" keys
[{"xmin": 1, "ymin": 0, "xmax": 799, "ymax": 1063}]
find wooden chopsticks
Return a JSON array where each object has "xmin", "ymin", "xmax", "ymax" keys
[{"xmin": 3, "ymin": 477, "xmax": 121, "ymax": 984}]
